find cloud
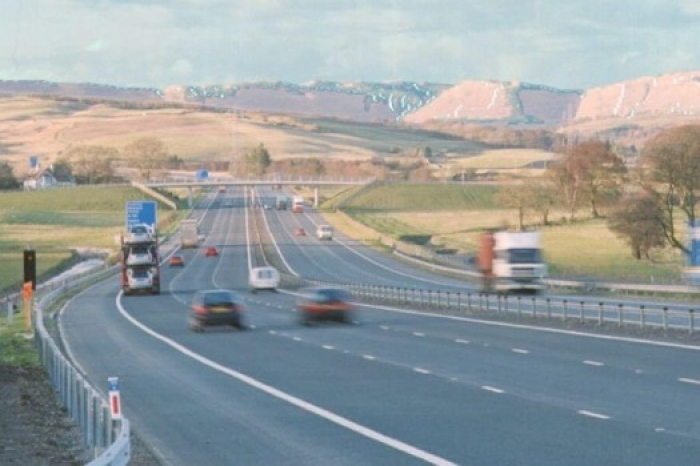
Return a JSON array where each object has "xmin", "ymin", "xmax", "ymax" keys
[{"xmin": 0, "ymin": 0, "xmax": 699, "ymax": 89}]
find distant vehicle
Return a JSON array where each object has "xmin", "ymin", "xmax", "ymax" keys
[
  {"xmin": 218, "ymin": 186, "xmax": 226, "ymax": 193},
  {"xmin": 248, "ymin": 266, "xmax": 280, "ymax": 292},
  {"xmin": 180, "ymin": 219, "xmax": 199, "ymax": 248},
  {"xmin": 316, "ymin": 224, "xmax": 333, "ymax": 240},
  {"xmin": 294, "ymin": 228, "xmax": 306, "ymax": 236},
  {"xmin": 263, "ymin": 203, "xmax": 272, "ymax": 210},
  {"xmin": 124, "ymin": 224, "xmax": 153, "ymax": 244},
  {"xmin": 121, "ymin": 227, "xmax": 160, "ymax": 295},
  {"xmin": 204, "ymin": 247, "xmax": 219, "ymax": 257},
  {"xmin": 190, "ymin": 289, "xmax": 245, "ymax": 332},
  {"xmin": 478, "ymin": 230, "xmax": 547, "ymax": 293},
  {"xmin": 292, "ymin": 196, "xmax": 304, "ymax": 213},
  {"xmin": 169, "ymin": 255, "xmax": 185, "ymax": 267},
  {"xmin": 276, "ymin": 196, "xmax": 288, "ymax": 210},
  {"xmin": 297, "ymin": 287, "xmax": 353, "ymax": 325},
  {"xmin": 125, "ymin": 245, "xmax": 154, "ymax": 266}
]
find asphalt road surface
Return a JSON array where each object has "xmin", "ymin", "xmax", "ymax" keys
[{"xmin": 60, "ymin": 189, "xmax": 700, "ymax": 465}]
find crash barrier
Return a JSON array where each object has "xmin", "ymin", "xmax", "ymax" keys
[
  {"xmin": 392, "ymin": 249, "xmax": 700, "ymax": 296},
  {"xmin": 298, "ymin": 277, "xmax": 699, "ymax": 334},
  {"xmin": 29, "ymin": 264, "xmax": 131, "ymax": 465}
]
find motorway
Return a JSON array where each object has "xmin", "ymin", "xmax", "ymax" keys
[{"xmin": 60, "ymin": 188, "xmax": 700, "ymax": 465}]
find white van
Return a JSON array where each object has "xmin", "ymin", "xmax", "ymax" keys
[
  {"xmin": 316, "ymin": 224, "xmax": 333, "ymax": 240},
  {"xmin": 249, "ymin": 266, "xmax": 280, "ymax": 292}
]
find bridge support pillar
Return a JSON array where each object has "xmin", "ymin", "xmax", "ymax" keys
[
  {"xmin": 187, "ymin": 187, "xmax": 193, "ymax": 208},
  {"xmin": 314, "ymin": 188, "xmax": 319, "ymax": 208}
]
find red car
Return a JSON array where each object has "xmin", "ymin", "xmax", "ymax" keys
[
  {"xmin": 297, "ymin": 287, "xmax": 353, "ymax": 325},
  {"xmin": 169, "ymin": 254, "xmax": 185, "ymax": 267},
  {"xmin": 295, "ymin": 228, "xmax": 306, "ymax": 236},
  {"xmin": 204, "ymin": 247, "xmax": 219, "ymax": 257}
]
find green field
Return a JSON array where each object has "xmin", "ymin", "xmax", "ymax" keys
[
  {"xmin": 0, "ymin": 186, "xmax": 176, "ymax": 291},
  {"xmin": 341, "ymin": 183, "xmax": 500, "ymax": 212},
  {"xmin": 334, "ymin": 183, "xmax": 683, "ymax": 283}
]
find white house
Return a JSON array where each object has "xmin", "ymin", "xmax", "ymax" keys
[{"xmin": 23, "ymin": 168, "xmax": 57, "ymax": 190}]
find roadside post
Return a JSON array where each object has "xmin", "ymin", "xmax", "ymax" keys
[
  {"xmin": 108, "ymin": 377, "xmax": 122, "ymax": 422},
  {"xmin": 23, "ymin": 281, "xmax": 33, "ymax": 332}
]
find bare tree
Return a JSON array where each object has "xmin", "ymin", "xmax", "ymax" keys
[
  {"xmin": 495, "ymin": 184, "xmax": 528, "ymax": 230},
  {"xmin": 63, "ymin": 145, "xmax": 119, "ymax": 184},
  {"xmin": 640, "ymin": 125, "xmax": 700, "ymax": 254},
  {"xmin": 548, "ymin": 141, "xmax": 626, "ymax": 219},
  {"xmin": 124, "ymin": 137, "xmax": 169, "ymax": 181},
  {"xmin": 523, "ymin": 178, "xmax": 558, "ymax": 226}
]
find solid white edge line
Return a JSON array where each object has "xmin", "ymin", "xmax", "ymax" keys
[
  {"xmin": 116, "ymin": 293, "xmax": 457, "ymax": 466},
  {"xmin": 578, "ymin": 410, "xmax": 610, "ymax": 420},
  {"xmin": 414, "ymin": 368, "xmax": 431, "ymax": 374},
  {"xmin": 361, "ymin": 302, "xmax": 700, "ymax": 352}
]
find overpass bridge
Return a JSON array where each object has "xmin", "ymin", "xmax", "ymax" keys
[{"xmin": 142, "ymin": 176, "xmax": 375, "ymax": 208}]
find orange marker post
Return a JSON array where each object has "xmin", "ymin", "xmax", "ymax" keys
[{"xmin": 23, "ymin": 281, "xmax": 33, "ymax": 332}]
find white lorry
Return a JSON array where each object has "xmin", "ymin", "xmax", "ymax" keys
[
  {"xmin": 180, "ymin": 219, "xmax": 199, "ymax": 248},
  {"xmin": 479, "ymin": 230, "xmax": 547, "ymax": 293}
]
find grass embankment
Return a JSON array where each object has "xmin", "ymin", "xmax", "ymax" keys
[
  {"xmin": 0, "ymin": 186, "xmax": 181, "ymax": 292},
  {"xmin": 326, "ymin": 183, "xmax": 683, "ymax": 283},
  {"xmin": 0, "ymin": 317, "xmax": 40, "ymax": 366}
]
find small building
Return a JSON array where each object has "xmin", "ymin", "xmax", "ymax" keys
[{"xmin": 23, "ymin": 168, "xmax": 58, "ymax": 190}]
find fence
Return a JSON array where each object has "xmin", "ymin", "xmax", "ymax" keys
[
  {"xmin": 31, "ymin": 264, "xmax": 131, "ymax": 465},
  {"xmin": 298, "ymin": 276, "xmax": 699, "ymax": 334}
]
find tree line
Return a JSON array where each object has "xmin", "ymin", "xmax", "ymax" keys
[
  {"xmin": 4, "ymin": 124, "xmax": 700, "ymax": 261},
  {"xmin": 496, "ymin": 125, "xmax": 700, "ymax": 261}
]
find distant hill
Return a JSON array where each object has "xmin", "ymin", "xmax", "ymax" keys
[
  {"xmin": 3, "ymin": 72, "xmax": 700, "ymax": 147},
  {"xmin": 402, "ymin": 80, "xmax": 581, "ymax": 126}
]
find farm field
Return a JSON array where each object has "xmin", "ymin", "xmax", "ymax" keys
[
  {"xmin": 0, "ymin": 97, "xmax": 553, "ymax": 179},
  {"xmin": 0, "ymin": 186, "xmax": 174, "ymax": 292},
  {"xmin": 333, "ymin": 183, "xmax": 684, "ymax": 284}
]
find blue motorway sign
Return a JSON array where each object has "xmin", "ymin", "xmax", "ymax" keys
[
  {"xmin": 196, "ymin": 169, "xmax": 209, "ymax": 181},
  {"xmin": 108, "ymin": 377, "xmax": 120, "ymax": 392},
  {"xmin": 689, "ymin": 221, "xmax": 700, "ymax": 267},
  {"xmin": 126, "ymin": 200, "xmax": 157, "ymax": 231}
]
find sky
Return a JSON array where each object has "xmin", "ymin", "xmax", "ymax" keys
[{"xmin": 1, "ymin": 0, "xmax": 699, "ymax": 91}]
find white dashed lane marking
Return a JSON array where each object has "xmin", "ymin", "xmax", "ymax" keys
[
  {"xmin": 679, "ymin": 377, "xmax": 700, "ymax": 386},
  {"xmin": 512, "ymin": 348, "xmax": 529, "ymax": 354},
  {"xmin": 482, "ymin": 386, "xmax": 505, "ymax": 394},
  {"xmin": 578, "ymin": 410, "xmax": 610, "ymax": 420},
  {"xmin": 583, "ymin": 360, "xmax": 604, "ymax": 367},
  {"xmin": 414, "ymin": 368, "xmax": 431, "ymax": 375}
]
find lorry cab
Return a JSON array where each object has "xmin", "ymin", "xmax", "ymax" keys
[{"xmin": 483, "ymin": 230, "xmax": 547, "ymax": 293}]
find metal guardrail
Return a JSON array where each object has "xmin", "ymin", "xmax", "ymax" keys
[
  {"xmin": 30, "ymin": 264, "xmax": 131, "ymax": 465},
  {"xmin": 392, "ymin": 249, "xmax": 700, "ymax": 296},
  {"xmin": 294, "ymin": 275, "xmax": 699, "ymax": 334}
]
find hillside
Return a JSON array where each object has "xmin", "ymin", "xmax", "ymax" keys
[
  {"xmin": 3, "ymin": 71, "xmax": 700, "ymax": 150},
  {"xmin": 403, "ymin": 81, "xmax": 581, "ymax": 126}
]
